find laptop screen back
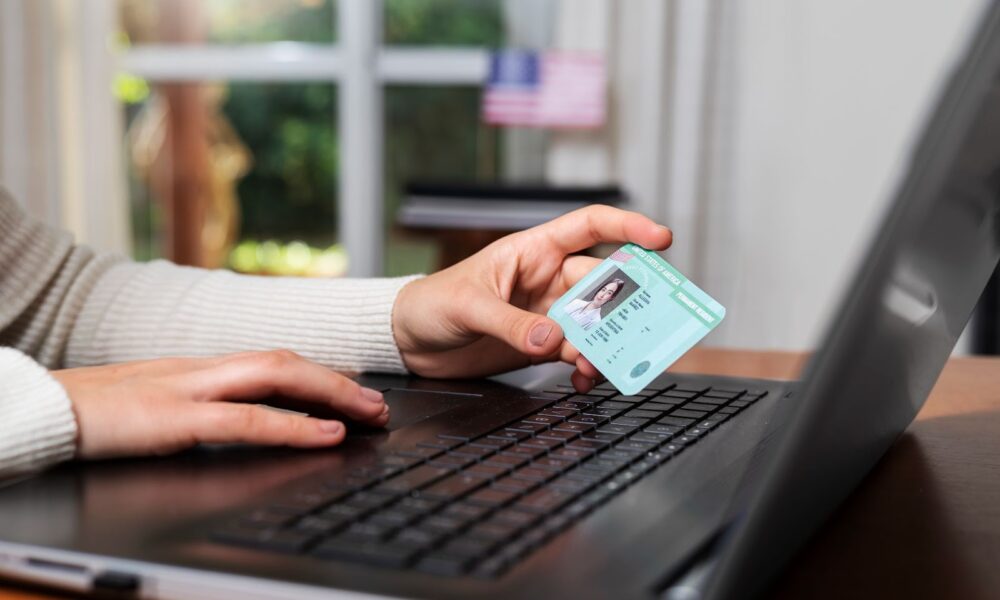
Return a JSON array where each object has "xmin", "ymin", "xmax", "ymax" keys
[{"xmin": 706, "ymin": 2, "xmax": 1000, "ymax": 597}]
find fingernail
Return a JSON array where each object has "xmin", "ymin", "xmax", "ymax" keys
[
  {"xmin": 529, "ymin": 323, "xmax": 553, "ymax": 347},
  {"xmin": 361, "ymin": 387, "xmax": 384, "ymax": 404},
  {"xmin": 319, "ymin": 421, "xmax": 342, "ymax": 434}
]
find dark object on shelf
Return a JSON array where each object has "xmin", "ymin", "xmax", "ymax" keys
[{"xmin": 398, "ymin": 182, "xmax": 626, "ymax": 230}]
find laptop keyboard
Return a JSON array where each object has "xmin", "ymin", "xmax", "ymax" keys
[{"xmin": 212, "ymin": 382, "xmax": 767, "ymax": 578}]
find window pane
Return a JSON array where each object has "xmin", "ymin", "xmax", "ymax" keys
[
  {"xmin": 123, "ymin": 82, "xmax": 343, "ymax": 276},
  {"xmin": 119, "ymin": 0, "xmax": 335, "ymax": 45},
  {"xmin": 384, "ymin": 85, "xmax": 548, "ymax": 276},
  {"xmin": 384, "ymin": 0, "xmax": 504, "ymax": 46}
]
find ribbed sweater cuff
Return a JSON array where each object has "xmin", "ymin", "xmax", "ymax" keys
[
  {"xmin": 66, "ymin": 261, "xmax": 423, "ymax": 375},
  {"xmin": 0, "ymin": 348, "xmax": 77, "ymax": 479}
]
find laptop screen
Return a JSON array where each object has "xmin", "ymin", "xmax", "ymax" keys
[{"xmin": 706, "ymin": 2, "xmax": 1000, "ymax": 597}]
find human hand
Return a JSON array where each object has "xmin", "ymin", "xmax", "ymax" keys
[
  {"xmin": 391, "ymin": 205, "xmax": 672, "ymax": 391},
  {"xmin": 51, "ymin": 350, "xmax": 389, "ymax": 459}
]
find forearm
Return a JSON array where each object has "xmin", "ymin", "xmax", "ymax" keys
[{"xmin": 65, "ymin": 260, "xmax": 421, "ymax": 374}]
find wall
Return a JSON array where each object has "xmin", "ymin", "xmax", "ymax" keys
[{"xmin": 699, "ymin": 0, "xmax": 987, "ymax": 350}]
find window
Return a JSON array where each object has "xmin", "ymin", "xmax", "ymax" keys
[{"xmin": 115, "ymin": 0, "xmax": 558, "ymax": 277}]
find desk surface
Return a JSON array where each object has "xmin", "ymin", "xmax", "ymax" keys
[{"xmin": 3, "ymin": 348, "xmax": 998, "ymax": 599}]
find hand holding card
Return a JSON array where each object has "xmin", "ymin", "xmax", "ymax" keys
[{"xmin": 548, "ymin": 244, "xmax": 725, "ymax": 394}]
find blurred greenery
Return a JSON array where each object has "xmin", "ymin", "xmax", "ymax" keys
[
  {"xmin": 223, "ymin": 83, "xmax": 338, "ymax": 246},
  {"xmin": 384, "ymin": 0, "xmax": 503, "ymax": 46}
]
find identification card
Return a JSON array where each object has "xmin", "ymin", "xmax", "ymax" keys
[{"xmin": 547, "ymin": 243, "xmax": 726, "ymax": 394}]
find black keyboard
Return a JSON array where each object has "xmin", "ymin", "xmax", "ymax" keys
[{"xmin": 212, "ymin": 381, "xmax": 767, "ymax": 578}]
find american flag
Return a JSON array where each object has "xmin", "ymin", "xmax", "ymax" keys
[{"xmin": 482, "ymin": 50, "xmax": 606, "ymax": 128}]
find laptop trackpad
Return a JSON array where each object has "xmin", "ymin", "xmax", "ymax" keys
[{"xmin": 381, "ymin": 388, "xmax": 479, "ymax": 431}]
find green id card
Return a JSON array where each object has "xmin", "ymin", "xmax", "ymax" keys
[{"xmin": 547, "ymin": 244, "xmax": 726, "ymax": 394}]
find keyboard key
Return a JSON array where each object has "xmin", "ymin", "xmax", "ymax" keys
[
  {"xmin": 505, "ymin": 442, "xmax": 551, "ymax": 458},
  {"xmin": 625, "ymin": 409, "xmax": 660, "ymax": 419},
  {"xmin": 670, "ymin": 409, "xmax": 708, "ymax": 419},
  {"xmin": 690, "ymin": 396, "xmax": 727, "ymax": 406},
  {"xmin": 483, "ymin": 453, "xmax": 531, "ymax": 469},
  {"xmin": 535, "ymin": 429, "xmax": 579, "ymax": 442},
  {"xmin": 523, "ymin": 414, "xmax": 564, "ymax": 426},
  {"xmin": 295, "ymin": 514, "xmax": 349, "ymax": 534},
  {"xmin": 568, "ymin": 414, "xmax": 609, "ymax": 426},
  {"xmin": 395, "ymin": 446, "xmax": 444, "ymax": 460},
  {"xmin": 719, "ymin": 406, "xmax": 740, "ymax": 414},
  {"xmin": 657, "ymin": 416, "xmax": 696, "ymax": 428},
  {"xmin": 629, "ymin": 432, "xmax": 667, "ymax": 444},
  {"xmin": 566, "ymin": 394, "xmax": 604, "ymax": 404},
  {"xmin": 489, "ymin": 429, "xmax": 533, "ymax": 441},
  {"xmin": 314, "ymin": 538, "xmax": 419, "ymax": 567},
  {"xmin": 464, "ymin": 464, "xmax": 509, "ymax": 480},
  {"xmin": 510, "ymin": 467, "xmax": 558, "ymax": 483},
  {"xmin": 466, "ymin": 487, "xmax": 519, "ymax": 508},
  {"xmin": 567, "ymin": 439, "xmax": 609, "ymax": 451},
  {"xmin": 683, "ymin": 402, "xmax": 718, "ymax": 413},
  {"xmin": 639, "ymin": 402, "xmax": 675, "ymax": 412},
  {"xmin": 518, "ymin": 437, "xmax": 564, "ymax": 451},
  {"xmin": 448, "ymin": 445, "xmax": 496, "ymax": 459},
  {"xmin": 467, "ymin": 520, "xmax": 519, "ymax": 542},
  {"xmin": 532, "ymin": 456, "xmax": 575, "ymax": 471},
  {"xmin": 493, "ymin": 476, "xmax": 539, "ymax": 493},
  {"xmin": 377, "ymin": 465, "xmax": 453, "ymax": 493},
  {"xmin": 553, "ymin": 422, "xmax": 594, "ymax": 433},
  {"xmin": 508, "ymin": 421, "xmax": 549, "ymax": 434},
  {"xmin": 596, "ymin": 424, "xmax": 637, "ymax": 436},
  {"xmin": 608, "ymin": 395, "xmax": 646, "ymax": 403},
  {"xmin": 554, "ymin": 401, "xmax": 589, "ymax": 410},
  {"xmin": 549, "ymin": 447, "xmax": 594, "ymax": 461},
  {"xmin": 421, "ymin": 474, "xmax": 488, "ymax": 501},
  {"xmin": 516, "ymin": 488, "xmax": 574, "ymax": 514},
  {"xmin": 539, "ymin": 408, "xmax": 578, "ymax": 419},
  {"xmin": 441, "ymin": 536, "xmax": 497, "ymax": 559},
  {"xmin": 392, "ymin": 527, "xmax": 444, "ymax": 549},
  {"xmin": 419, "ymin": 514, "xmax": 466, "ymax": 536},
  {"xmin": 416, "ymin": 552, "xmax": 475, "ymax": 576},
  {"xmin": 703, "ymin": 389, "xmax": 744, "ymax": 399},
  {"xmin": 469, "ymin": 437, "xmax": 514, "ymax": 450},
  {"xmin": 611, "ymin": 417, "xmax": 650, "ymax": 427},
  {"xmin": 428, "ymin": 453, "xmax": 477, "ymax": 469},
  {"xmin": 581, "ymin": 431, "xmax": 624, "ymax": 444},
  {"xmin": 440, "ymin": 501, "xmax": 491, "ymax": 523},
  {"xmin": 644, "ymin": 424, "xmax": 682, "ymax": 436},
  {"xmin": 729, "ymin": 400, "xmax": 750, "ymax": 408},
  {"xmin": 598, "ymin": 401, "xmax": 632, "ymax": 410}
]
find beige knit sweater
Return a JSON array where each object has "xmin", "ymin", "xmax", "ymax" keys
[{"xmin": 0, "ymin": 189, "xmax": 419, "ymax": 479}]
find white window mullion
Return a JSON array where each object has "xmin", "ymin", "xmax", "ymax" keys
[{"xmin": 338, "ymin": 0, "xmax": 383, "ymax": 276}]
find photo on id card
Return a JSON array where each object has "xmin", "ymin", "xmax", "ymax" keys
[{"xmin": 548, "ymin": 244, "xmax": 726, "ymax": 395}]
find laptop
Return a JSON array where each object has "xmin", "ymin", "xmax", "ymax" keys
[{"xmin": 3, "ymin": 3, "xmax": 1000, "ymax": 598}]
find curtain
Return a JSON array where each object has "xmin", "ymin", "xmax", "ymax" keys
[{"xmin": 0, "ymin": 0, "xmax": 128, "ymax": 254}]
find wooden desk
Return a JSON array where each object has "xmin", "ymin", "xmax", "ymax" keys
[{"xmin": 2, "ymin": 348, "xmax": 998, "ymax": 599}]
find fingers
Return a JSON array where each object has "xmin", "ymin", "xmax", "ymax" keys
[
  {"xmin": 186, "ymin": 350, "xmax": 387, "ymax": 424},
  {"xmin": 461, "ymin": 290, "xmax": 565, "ymax": 358},
  {"xmin": 537, "ymin": 205, "xmax": 672, "ymax": 255},
  {"xmin": 190, "ymin": 403, "xmax": 348, "ymax": 448}
]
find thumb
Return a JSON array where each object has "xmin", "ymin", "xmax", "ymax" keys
[{"xmin": 462, "ymin": 291, "xmax": 564, "ymax": 357}]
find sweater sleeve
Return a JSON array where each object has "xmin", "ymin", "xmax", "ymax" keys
[
  {"xmin": 0, "ymin": 348, "xmax": 77, "ymax": 479},
  {"xmin": 0, "ymin": 188, "xmax": 421, "ymax": 373}
]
